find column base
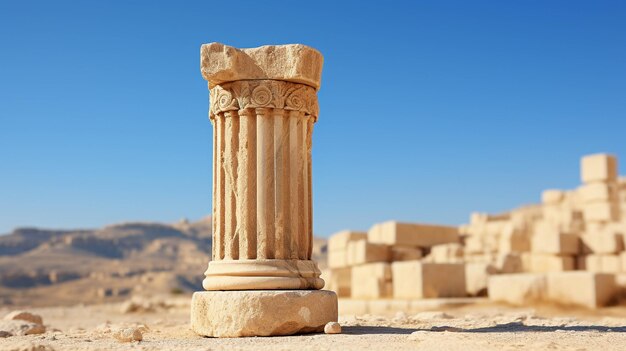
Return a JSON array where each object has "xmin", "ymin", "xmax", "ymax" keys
[
  {"xmin": 190, "ymin": 290, "xmax": 338, "ymax": 337},
  {"xmin": 202, "ymin": 259, "xmax": 324, "ymax": 290}
]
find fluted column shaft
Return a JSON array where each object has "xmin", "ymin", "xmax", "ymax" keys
[{"xmin": 203, "ymin": 79, "xmax": 322, "ymax": 290}]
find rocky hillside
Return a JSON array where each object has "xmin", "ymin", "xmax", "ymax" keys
[{"xmin": 0, "ymin": 217, "xmax": 328, "ymax": 307}]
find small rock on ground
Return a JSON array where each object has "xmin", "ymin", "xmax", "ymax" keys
[
  {"xmin": 113, "ymin": 327, "xmax": 143, "ymax": 342},
  {"xmin": 3, "ymin": 311, "xmax": 44, "ymax": 326},
  {"xmin": 0, "ymin": 320, "xmax": 46, "ymax": 336},
  {"xmin": 324, "ymin": 322, "xmax": 341, "ymax": 334}
]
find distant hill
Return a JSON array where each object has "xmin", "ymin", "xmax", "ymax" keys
[{"xmin": 0, "ymin": 217, "xmax": 328, "ymax": 307}]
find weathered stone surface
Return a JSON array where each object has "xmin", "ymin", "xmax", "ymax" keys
[
  {"xmin": 191, "ymin": 290, "xmax": 337, "ymax": 337},
  {"xmin": 113, "ymin": 327, "xmax": 143, "ymax": 342},
  {"xmin": 324, "ymin": 322, "xmax": 341, "ymax": 334},
  {"xmin": 531, "ymin": 232, "xmax": 579, "ymax": 255},
  {"xmin": 346, "ymin": 240, "xmax": 390, "ymax": 265},
  {"xmin": 529, "ymin": 254, "xmax": 575, "ymax": 272},
  {"xmin": 392, "ymin": 261, "xmax": 465, "ymax": 299},
  {"xmin": 201, "ymin": 43, "xmax": 325, "ymax": 292},
  {"xmin": 465, "ymin": 262, "xmax": 496, "ymax": 296},
  {"xmin": 201, "ymin": 42, "xmax": 323, "ymax": 89},
  {"xmin": 328, "ymin": 230, "xmax": 367, "ymax": 252},
  {"xmin": 390, "ymin": 246, "xmax": 423, "ymax": 261},
  {"xmin": 546, "ymin": 272, "xmax": 616, "ymax": 308},
  {"xmin": 488, "ymin": 273, "xmax": 547, "ymax": 305},
  {"xmin": 3, "ymin": 311, "xmax": 43, "ymax": 326},
  {"xmin": 368, "ymin": 221, "xmax": 459, "ymax": 247},
  {"xmin": 580, "ymin": 154, "xmax": 617, "ymax": 183},
  {"xmin": 326, "ymin": 267, "xmax": 352, "ymax": 297},
  {"xmin": 351, "ymin": 262, "xmax": 392, "ymax": 299},
  {"xmin": 0, "ymin": 320, "xmax": 45, "ymax": 336},
  {"xmin": 581, "ymin": 232, "xmax": 624, "ymax": 254},
  {"xmin": 203, "ymin": 260, "xmax": 324, "ymax": 290}
]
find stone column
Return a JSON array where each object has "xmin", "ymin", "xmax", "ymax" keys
[{"xmin": 191, "ymin": 43, "xmax": 337, "ymax": 338}]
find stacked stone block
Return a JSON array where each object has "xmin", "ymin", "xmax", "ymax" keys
[
  {"xmin": 326, "ymin": 221, "xmax": 462, "ymax": 299},
  {"xmin": 327, "ymin": 153, "xmax": 626, "ymax": 308}
]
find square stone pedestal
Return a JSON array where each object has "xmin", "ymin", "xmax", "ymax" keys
[{"xmin": 191, "ymin": 290, "xmax": 338, "ymax": 337}]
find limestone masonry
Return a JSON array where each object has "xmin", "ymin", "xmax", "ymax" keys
[
  {"xmin": 324, "ymin": 153, "xmax": 626, "ymax": 309},
  {"xmin": 191, "ymin": 43, "xmax": 337, "ymax": 337}
]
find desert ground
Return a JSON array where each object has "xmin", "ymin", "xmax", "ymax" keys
[{"xmin": 2, "ymin": 297, "xmax": 626, "ymax": 351}]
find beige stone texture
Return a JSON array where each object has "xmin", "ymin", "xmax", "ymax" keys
[
  {"xmin": 368, "ymin": 221, "xmax": 459, "ymax": 247},
  {"xmin": 390, "ymin": 246, "xmax": 423, "ymax": 261},
  {"xmin": 581, "ymin": 154, "xmax": 618, "ymax": 183},
  {"xmin": 327, "ymin": 230, "xmax": 367, "ymax": 252},
  {"xmin": 346, "ymin": 239, "xmax": 390, "ymax": 265},
  {"xmin": 464, "ymin": 235, "xmax": 484, "ymax": 254},
  {"xmin": 191, "ymin": 290, "xmax": 338, "ymax": 337},
  {"xmin": 531, "ymin": 232, "xmax": 579, "ymax": 255},
  {"xmin": 542, "ymin": 189, "xmax": 564, "ymax": 205},
  {"xmin": 351, "ymin": 263, "xmax": 392, "ymax": 299},
  {"xmin": 427, "ymin": 243, "xmax": 464, "ymax": 263},
  {"xmin": 528, "ymin": 254, "xmax": 575, "ymax": 273},
  {"xmin": 498, "ymin": 226, "xmax": 530, "ymax": 253},
  {"xmin": 203, "ymin": 260, "xmax": 324, "ymax": 290},
  {"xmin": 546, "ymin": 272, "xmax": 616, "ymax": 308},
  {"xmin": 488, "ymin": 273, "xmax": 547, "ymax": 305},
  {"xmin": 579, "ymin": 183, "xmax": 617, "ymax": 203},
  {"xmin": 3, "ymin": 311, "xmax": 43, "ymax": 325},
  {"xmin": 326, "ymin": 267, "xmax": 352, "ymax": 297},
  {"xmin": 200, "ymin": 42, "xmax": 323, "ymax": 90},
  {"xmin": 391, "ymin": 261, "xmax": 466, "ymax": 299},
  {"xmin": 324, "ymin": 321, "xmax": 341, "ymax": 334},
  {"xmin": 113, "ymin": 327, "xmax": 143, "ymax": 342},
  {"xmin": 327, "ymin": 249, "xmax": 348, "ymax": 269},
  {"xmin": 495, "ymin": 253, "xmax": 523, "ymax": 273},
  {"xmin": 622, "ymin": 251, "xmax": 626, "ymax": 272},
  {"xmin": 0, "ymin": 320, "xmax": 45, "ymax": 336},
  {"xmin": 200, "ymin": 43, "xmax": 325, "ymax": 292},
  {"xmin": 465, "ymin": 262, "xmax": 496, "ymax": 296},
  {"xmin": 579, "ymin": 254, "xmax": 623, "ymax": 273},
  {"xmin": 581, "ymin": 232, "xmax": 624, "ymax": 254},
  {"xmin": 583, "ymin": 202, "xmax": 620, "ymax": 223}
]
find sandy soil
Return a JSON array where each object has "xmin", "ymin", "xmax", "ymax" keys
[{"xmin": 2, "ymin": 299, "xmax": 626, "ymax": 351}]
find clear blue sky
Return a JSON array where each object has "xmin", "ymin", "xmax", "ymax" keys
[{"xmin": 1, "ymin": 1, "xmax": 625, "ymax": 236}]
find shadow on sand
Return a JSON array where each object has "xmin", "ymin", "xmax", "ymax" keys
[{"xmin": 342, "ymin": 322, "xmax": 626, "ymax": 335}]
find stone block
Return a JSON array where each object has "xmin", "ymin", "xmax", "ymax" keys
[
  {"xmin": 583, "ymin": 202, "xmax": 619, "ymax": 222},
  {"xmin": 351, "ymin": 263, "xmax": 392, "ymax": 299},
  {"xmin": 465, "ymin": 262, "xmax": 496, "ymax": 296},
  {"xmin": 327, "ymin": 230, "xmax": 367, "ymax": 252},
  {"xmin": 464, "ymin": 235, "xmax": 484, "ymax": 254},
  {"xmin": 580, "ymin": 154, "xmax": 617, "ymax": 183},
  {"xmin": 391, "ymin": 261, "xmax": 466, "ymax": 299},
  {"xmin": 579, "ymin": 183, "xmax": 616, "ymax": 203},
  {"xmin": 528, "ymin": 254, "xmax": 575, "ymax": 273},
  {"xmin": 346, "ymin": 240, "xmax": 390, "ymax": 265},
  {"xmin": 579, "ymin": 254, "xmax": 623, "ymax": 273},
  {"xmin": 499, "ymin": 226, "xmax": 530, "ymax": 253},
  {"xmin": 427, "ymin": 243, "xmax": 464, "ymax": 263},
  {"xmin": 368, "ymin": 221, "xmax": 459, "ymax": 247},
  {"xmin": 542, "ymin": 189, "xmax": 564, "ymax": 205},
  {"xmin": 546, "ymin": 272, "xmax": 616, "ymax": 308},
  {"xmin": 488, "ymin": 273, "xmax": 547, "ymax": 305},
  {"xmin": 531, "ymin": 232, "xmax": 579, "ymax": 255},
  {"xmin": 326, "ymin": 267, "xmax": 352, "ymax": 297},
  {"xmin": 495, "ymin": 253, "xmax": 523, "ymax": 273},
  {"xmin": 328, "ymin": 249, "xmax": 348, "ymax": 269},
  {"xmin": 581, "ymin": 232, "xmax": 624, "ymax": 254},
  {"xmin": 191, "ymin": 290, "xmax": 338, "ymax": 337},
  {"xmin": 390, "ymin": 246, "xmax": 423, "ymax": 261},
  {"xmin": 200, "ymin": 42, "xmax": 324, "ymax": 89}
]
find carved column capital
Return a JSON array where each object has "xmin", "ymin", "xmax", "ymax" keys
[{"xmin": 209, "ymin": 80, "xmax": 319, "ymax": 121}]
